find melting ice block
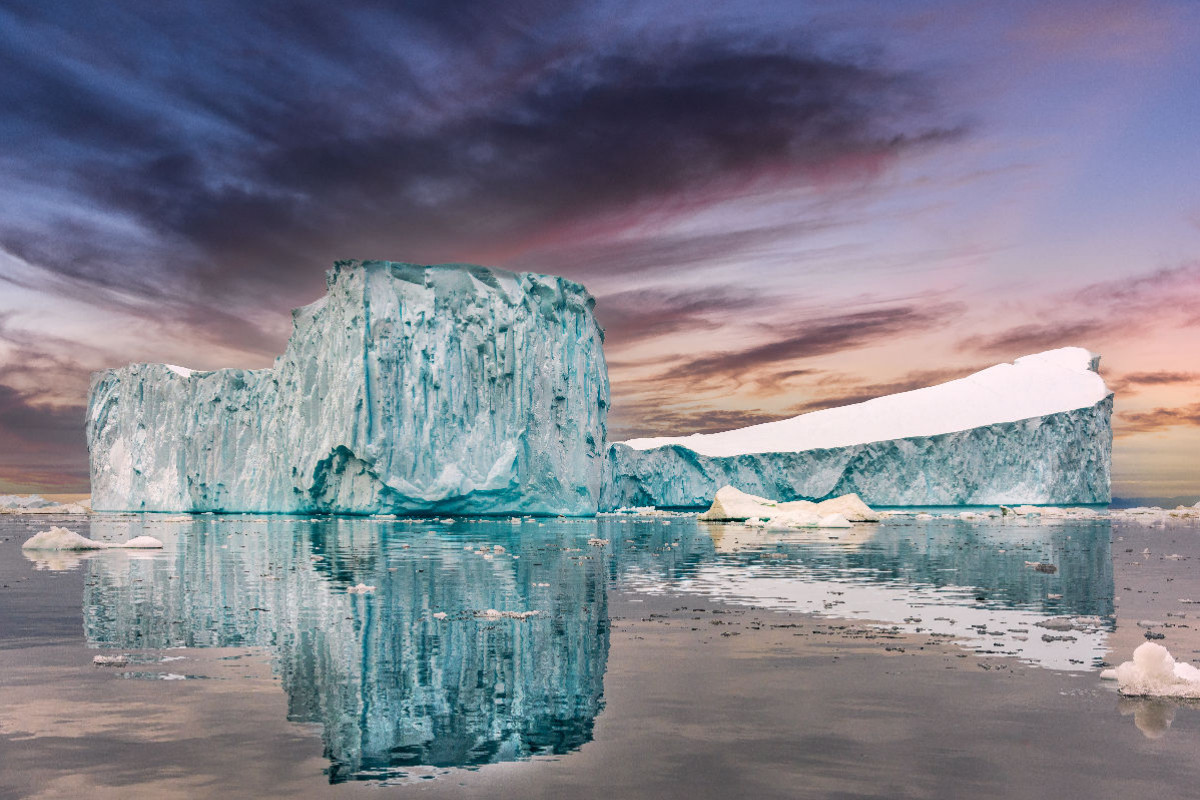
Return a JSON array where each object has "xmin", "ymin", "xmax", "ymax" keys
[
  {"xmin": 88, "ymin": 261, "xmax": 609, "ymax": 515},
  {"xmin": 603, "ymin": 348, "xmax": 1112, "ymax": 508},
  {"xmin": 1102, "ymin": 642, "xmax": 1200, "ymax": 698}
]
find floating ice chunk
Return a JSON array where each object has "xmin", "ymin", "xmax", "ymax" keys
[
  {"xmin": 21, "ymin": 527, "xmax": 162, "ymax": 550},
  {"xmin": 698, "ymin": 486, "xmax": 780, "ymax": 521},
  {"xmin": 698, "ymin": 485, "xmax": 875, "ymax": 527},
  {"xmin": 93, "ymin": 654, "xmax": 129, "ymax": 667},
  {"xmin": 813, "ymin": 493, "xmax": 880, "ymax": 522},
  {"xmin": 22, "ymin": 527, "xmax": 107, "ymax": 550},
  {"xmin": 473, "ymin": 609, "xmax": 539, "ymax": 620},
  {"xmin": 1102, "ymin": 642, "xmax": 1200, "ymax": 698},
  {"xmin": 122, "ymin": 536, "xmax": 165, "ymax": 548},
  {"xmin": 346, "ymin": 583, "xmax": 376, "ymax": 594}
]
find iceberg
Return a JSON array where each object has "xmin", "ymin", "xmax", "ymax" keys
[
  {"xmin": 87, "ymin": 261, "xmax": 609, "ymax": 515},
  {"xmin": 603, "ymin": 348, "xmax": 1112, "ymax": 508}
]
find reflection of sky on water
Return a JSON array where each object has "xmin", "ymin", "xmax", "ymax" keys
[
  {"xmin": 621, "ymin": 518, "xmax": 1114, "ymax": 671},
  {"xmin": 73, "ymin": 514, "xmax": 1114, "ymax": 780}
]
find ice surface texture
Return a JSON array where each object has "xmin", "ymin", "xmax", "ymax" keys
[
  {"xmin": 604, "ymin": 349, "xmax": 1112, "ymax": 508},
  {"xmin": 87, "ymin": 261, "xmax": 609, "ymax": 515}
]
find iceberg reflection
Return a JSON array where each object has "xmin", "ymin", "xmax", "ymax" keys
[{"xmin": 81, "ymin": 517, "xmax": 610, "ymax": 782}]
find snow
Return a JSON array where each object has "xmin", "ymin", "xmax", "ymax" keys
[
  {"xmin": 88, "ymin": 261, "xmax": 608, "ymax": 516},
  {"xmin": 21, "ymin": 527, "xmax": 163, "ymax": 550},
  {"xmin": 698, "ymin": 486, "xmax": 873, "ymax": 528},
  {"xmin": 1101, "ymin": 642, "xmax": 1200, "ymax": 698},
  {"xmin": 622, "ymin": 348, "xmax": 1107, "ymax": 457}
]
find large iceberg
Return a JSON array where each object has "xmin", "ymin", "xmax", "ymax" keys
[
  {"xmin": 87, "ymin": 261, "xmax": 609, "ymax": 515},
  {"xmin": 603, "ymin": 348, "xmax": 1112, "ymax": 508}
]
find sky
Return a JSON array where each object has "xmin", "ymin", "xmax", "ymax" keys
[{"xmin": 0, "ymin": 0, "xmax": 1197, "ymax": 498}]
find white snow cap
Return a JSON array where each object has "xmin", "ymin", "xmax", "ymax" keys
[
  {"xmin": 164, "ymin": 364, "xmax": 195, "ymax": 377},
  {"xmin": 623, "ymin": 347, "xmax": 1108, "ymax": 457}
]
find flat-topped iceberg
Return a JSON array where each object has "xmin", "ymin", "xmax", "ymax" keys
[
  {"xmin": 87, "ymin": 261, "xmax": 609, "ymax": 515},
  {"xmin": 603, "ymin": 348, "xmax": 1112, "ymax": 508}
]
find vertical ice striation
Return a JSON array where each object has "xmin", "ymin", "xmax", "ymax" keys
[
  {"xmin": 603, "ymin": 348, "xmax": 1113, "ymax": 508},
  {"xmin": 87, "ymin": 261, "xmax": 609, "ymax": 515}
]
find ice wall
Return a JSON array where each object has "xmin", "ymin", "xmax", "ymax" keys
[
  {"xmin": 87, "ymin": 261, "xmax": 609, "ymax": 515},
  {"xmin": 603, "ymin": 349, "xmax": 1112, "ymax": 508}
]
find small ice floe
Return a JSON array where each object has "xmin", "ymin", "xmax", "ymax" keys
[
  {"xmin": 1101, "ymin": 642, "xmax": 1200, "ymax": 698},
  {"xmin": 473, "ymin": 609, "xmax": 539, "ymax": 621},
  {"xmin": 346, "ymin": 583, "xmax": 376, "ymax": 594},
  {"xmin": 699, "ymin": 486, "xmax": 877, "ymax": 529},
  {"xmin": 587, "ymin": 537, "xmax": 609, "ymax": 547},
  {"xmin": 92, "ymin": 654, "xmax": 129, "ymax": 667},
  {"xmin": 21, "ymin": 527, "xmax": 164, "ymax": 550},
  {"xmin": 432, "ymin": 612, "xmax": 448, "ymax": 620},
  {"xmin": 1025, "ymin": 561, "xmax": 1058, "ymax": 574}
]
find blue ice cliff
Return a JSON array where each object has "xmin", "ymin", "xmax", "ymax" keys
[
  {"xmin": 603, "ymin": 348, "xmax": 1112, "ymax": 508},
  {"xmin": 87, "ymin": 261, "xmax": 609, "ymax": 514}
]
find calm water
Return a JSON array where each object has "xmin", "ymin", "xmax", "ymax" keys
[{"xmin": 2, "ymin": 512, "xmax": 1200, "ymax": 798}]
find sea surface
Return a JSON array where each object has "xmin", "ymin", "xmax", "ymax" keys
[{"xmin": 3, "ymin": 511, "xmax": 1200, "ymax": 799}]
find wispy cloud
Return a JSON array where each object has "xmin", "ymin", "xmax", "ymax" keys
[
  {"xmin": 1108, "ymin": 371, "xmax": 1200, "ymax": 395},
  {"xmin": 1117, "ymin": 403, "xmax": 1200, "ymax": 435}
]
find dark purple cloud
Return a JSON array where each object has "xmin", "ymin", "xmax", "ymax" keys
[
  {"xmin": 644, "ymin": 302, "xmax": 964, "ymax": 390},
  {"xmin": 0, "ymin": 2, "xmax": 957, "ymax": 333}
]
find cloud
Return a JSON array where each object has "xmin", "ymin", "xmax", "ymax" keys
[
  {"xmin": 956, "ymin": 320, "xmax": 1106, "ymax": 359},
  {"xmin": 595, "ymin": 286, "xmax": 765, "ymax": 348},
  {"xmin": 0, "ymin": 3, "xmax": 957, "ymax": 311},
  {"xmin": 649, "ymin": 302, "xmax": 963, "ymax": 390},
  {"xmin": 1117, "ymin": 403, "xmax": 1200, "ymax": 435},
  {"xmin": 957, "ymin": 264, "xmax": 1200, "ymax": 360},
  {"xmin": 1108, "ymin": 371, "xmax": 1200, "ymax": 395},
  {"xmin": 0, "ymin": 383, "xmax": 89, "ymax": 493}
]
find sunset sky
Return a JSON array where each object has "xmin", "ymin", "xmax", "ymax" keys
[{"xmin": 1, "ymin": 0, "xmax": 1197, "ymax": 498}]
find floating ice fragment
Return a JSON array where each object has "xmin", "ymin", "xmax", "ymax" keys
[
  {"xmin": 1103, "ymin": 642, "xmax": 1200, "ymax": 698},
  {"xmin": 473, "ymin": 609, "xmax": 539, "ymax": 620},
  {"xmin": 698, "ymin": 485, "xmax": 876, "ymax": 528},
  {"xmin": 346, "ymin": 583, "xmax": 376, "ymax": 594},
  {"xmin": 93, "ymin": 654, "xmax": 129, "ymax": 667},
  {"xmin": 21, "ymin": 527, "xmax": 163, "ymax": 550}
]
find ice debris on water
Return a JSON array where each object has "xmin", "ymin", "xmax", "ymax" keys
[
  {"xmin": 346, "ymin": 584, "xmax": 376, "ymax": 594},
  {"xmin": 474, "ymin": 609, "xmax": 539, "ymax": 620},
  {"xmin": 1101, "ymin": 642, "xmax": 1200, "ymax": 698},
  {"xmin": 21, "ymin": 527, "xmax": 163, "ymax": 550},
  {"xmin": 697, "ymin": 486, "xmax": 876, "ymax": 529}
]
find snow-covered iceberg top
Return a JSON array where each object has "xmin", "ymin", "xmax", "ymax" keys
[{"xmin": 622, "ymin": 347, "xmax": 1109, "ymax": 457}]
